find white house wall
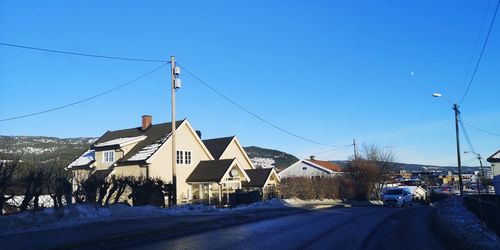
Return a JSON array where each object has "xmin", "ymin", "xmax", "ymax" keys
[
  {"xmin": 279, "ymin": 161, "xmax": 331, "ymax": 178},
  {"xmin": 220, "ymin": 139, "xmax": 254, "ymax": 170}
]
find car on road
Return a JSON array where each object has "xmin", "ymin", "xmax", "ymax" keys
[{"xmin": 382, "ymin": 188, "xmax": 413, "ymax": 207}]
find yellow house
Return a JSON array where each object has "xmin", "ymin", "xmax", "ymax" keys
[{"xmin": 66, "ymin": 115, "xmax": 279, "ymax": 205}]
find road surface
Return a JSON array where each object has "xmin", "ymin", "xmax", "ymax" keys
[{"xmin": 114, "ymin": 205, "xmax": 443, "ymax": 250}]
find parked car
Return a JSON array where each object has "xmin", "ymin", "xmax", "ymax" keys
[{"xmin": 382, "ymin": 188, "xmax": 413, "ymax": 207}]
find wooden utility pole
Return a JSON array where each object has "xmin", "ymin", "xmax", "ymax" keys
[
  {"xmin": 170, "ymin": 56, "xmax": 177, "ymax": 206},
  {"xmin": 353, "ymin": 139, "xmax": 358, "ymax": 162},
  {"xmin": 453, "ymin": 104, "xmax": 464, "ymax": 196}
]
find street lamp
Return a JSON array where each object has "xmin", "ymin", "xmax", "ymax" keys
[{"xmin": 432, "ymin": 92, "xmax": 464, "ymax": 196}]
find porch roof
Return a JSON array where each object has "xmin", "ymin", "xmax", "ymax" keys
[{"xmin": 186, "ymin": 159, "xmax": 236, "ymax": 183}]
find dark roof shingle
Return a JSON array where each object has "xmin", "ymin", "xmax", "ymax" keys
[
  {"xmin": 202, "ymin": 136, "xmax": 234, "ymax": 159},
  {"xmin": 186, "ymin": 159, "xmax": 235, "ymax": 183},
  {"xmin": 242, "ymin": 168, "xmax": 273, "ymax": 188},
  {"xmin": 91, "ymin": 120, "xmax": 184, "ymax": 165}
]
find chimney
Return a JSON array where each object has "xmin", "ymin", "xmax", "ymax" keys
[
  {"xmin": 196, "ymin": 130, "xmax": 202, "ymax": 139},
  {"xmin": 142, "ymin": 115, "xmax": 152, "ymax": 131},
  {"xmin": 310, "ymin": 155, "xmax": 315, "ymax": 161}
]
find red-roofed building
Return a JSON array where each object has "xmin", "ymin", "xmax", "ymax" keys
[{"xmin": 278, "ymin": 156, "xmax": 343, "ymax": 178}]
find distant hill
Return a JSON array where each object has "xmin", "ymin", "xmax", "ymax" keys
[
  {"xmin": 331, "ymin": 160, "xmax": 485, "ymax": 173},
  {"xmin": 0, "ymin": 135, "xmax": 299, "ymax": 171},
  {"xmin": 0, "ymin": 135, "xmax": 96, "ymax": 166},
  {"xmin": 244, "ymin": 146, "xmax": 299, "ymax": 171}
]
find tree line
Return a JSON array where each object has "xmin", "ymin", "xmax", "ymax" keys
[{"xmin": 0, "ymin": 154, "xmax": 173, "ymax": 215}]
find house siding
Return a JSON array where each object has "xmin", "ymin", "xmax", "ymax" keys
[
  {"xmin": 219, "ymin": 139, "xmax": 254, "ymax": 170},
  {"xmin": 279, "ymin": 161, "xmax": 331, "ymax": 178},
  {"xmin": 147, "ymin": 121, "xmax": 213, "ymax": 203}
]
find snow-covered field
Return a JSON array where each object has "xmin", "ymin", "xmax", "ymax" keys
[{"xmin": 0, "ymin": 199, "xmax": 289, "ymax": 235}]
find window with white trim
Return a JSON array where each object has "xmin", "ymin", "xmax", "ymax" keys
[
  {"xmin": 176, "ymin": 150, "xmax": 184, "ymax": 164},
  {"xmin": 302, "ymin": 166, "xmax": 307, "ymax": 171},
  {"xmin": 103, "ymin": 151, "xmax": 114, "ymax": 163},
  {"xmin": 185, "ymin": 151, "xmax": 192, "ymax": 164}
]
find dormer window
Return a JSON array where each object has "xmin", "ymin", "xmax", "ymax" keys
[{"xmin": 103, "ymin": 151, "xmax": 114, "ymax": 163}]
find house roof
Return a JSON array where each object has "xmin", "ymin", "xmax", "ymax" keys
[
  {"xmin": 242, "ymin": 168, "xmax": 273, "ymax": 188},
  {"xmin": 305, "ymin": 159, "xmax": 342, "ymax": 172},
  {"xmin": 92, "ymin": 169, "xmax": 113, "ymax": 180},
  {"xmin": 186, "ymin": 159, "xmax": 235, "ymax": 183},
  {"xmin": 202, "ymin": 136, "xmax": 234, "ymax": 159},
  {"xmin": 487, "ymin": 150, "xmax": 500, "ymax": 163}
]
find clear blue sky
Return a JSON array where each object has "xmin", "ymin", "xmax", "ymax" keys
[{"xmin": 1, "ymin": 0, "xmax": 499, "ymax": 166}]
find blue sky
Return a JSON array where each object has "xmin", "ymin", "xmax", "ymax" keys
[{"xmin": 1, "ymin": 1, "xmax": 499, "ymax": 166}]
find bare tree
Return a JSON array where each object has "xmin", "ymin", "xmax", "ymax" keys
[
  {"xmin": 45, "ymin": 166, "xmax": 72, "ymax": 208},
  {"xmin": 18, "ymin": 164, "xmax": 47, "ymax": 211},
  {"xmin": 0, "ymin": 154, "xmax": 20, "ymax": 215},
  {"xmin": 345, "ymin": 144, "xmax": 396, "ymax": 200}
]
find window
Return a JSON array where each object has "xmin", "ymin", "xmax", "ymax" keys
[
  {"xmin": 176, "ymin": 150, "xmax": 184, "ymax": 164},
  {"xmin": 103, "ymin": 151, "xmax": 114, "ymax": 163},
  {"xmin": 302, "ymin": 166, "xmax": 307, "ymax": 170},
  {"xmin": 185, "ymin": 151, "xmax": 192, "ymax": 164}
]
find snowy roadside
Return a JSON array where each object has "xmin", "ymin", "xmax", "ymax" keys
[
  {"xmin": 0, "ymin": 199, "xmax": 289, "ymax": 236},
  {"xmin": 431, "ymin": 196, "xmax": 500, "ymax": 250}
]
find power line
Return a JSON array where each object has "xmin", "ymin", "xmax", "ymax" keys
[
  {"xmin": 458, "ymin": 114, "xmax": 477, "ymax": 154},
  {"xmin": 459, "ymin": 0, "xmax": 500, "ymax": 105},
  {"xmin": 0, "ymin": 63, "xmax": 169, "ymax": 122},
  {"xmin": 177, "ymin": 63, "xmax": 347, "ymax": 147},
  {"xmin": 465, "ymin": 122, "xmax": 500, "ymax": 137},
  {"xmin": 0, "ymin": 42, "xmax": 168, "ymax": 63}
]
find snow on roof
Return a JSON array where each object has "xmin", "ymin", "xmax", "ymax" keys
[
  {"xmin": 68, "ymin": 149, "xmax": 95, "ymax": 168},
  {"xmin": 126, "ymin": 134, "xmax": 170, "ymax": 162},
  {"xmin": 94, "ymin": 135, "xmax": 147, "ymax": 148}
]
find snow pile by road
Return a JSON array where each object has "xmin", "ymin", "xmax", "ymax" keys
[
  {"xmin": 0, "ymin": 199, "xmax": 288, "ymax": 235},
  {"xmin": 431, "ymin": 196, "xmax": 499, "ymax": 250}
]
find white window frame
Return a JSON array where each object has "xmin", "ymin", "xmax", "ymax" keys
[
  {"xmin": 103, "ymin": 150, "xmax": 114, "ymax": 163},
  {"xmin": 184, "ymin": 151, "xmax": 192, "ymax": 165},
  {"xmin": 302, "ymin": 166, "xmax": 307, "ymax": 171}
]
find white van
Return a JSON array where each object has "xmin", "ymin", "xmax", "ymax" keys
[{"xmin": 382, "ymin": 188, "xmax": 413, "ymax": 207}]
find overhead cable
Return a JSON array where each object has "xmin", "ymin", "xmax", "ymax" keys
[
  {"xmin": 0, "ymin": 42, "xmax": 168, "ymax": 63},
  {"xmin": 0, "ymin": 63, "xmax": 169, "ymax": 122}
]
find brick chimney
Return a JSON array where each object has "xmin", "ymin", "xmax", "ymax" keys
[
  {"xmin": 142, "ymin": 115, "xmax": 152, "ymax": 131},
  {"xmin": 310, "ymin": 155, "xmax": 315, "ymax": 161}
]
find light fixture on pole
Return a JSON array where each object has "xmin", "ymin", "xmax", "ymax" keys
[{"xmin": 432, "ymin": 92, "xmax": 464, "ymax": 196}]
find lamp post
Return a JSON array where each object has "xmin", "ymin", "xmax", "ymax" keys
[{"xmin": 432, "ymin": 93, "xmax": 464, "ymax": 196}]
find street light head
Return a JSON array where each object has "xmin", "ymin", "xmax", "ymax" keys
[{"xmin": 432, "ymin": 93, "xmax": 442, "ymax": 98}]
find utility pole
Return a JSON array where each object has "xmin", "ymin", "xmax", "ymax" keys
[
  {"xmin": 170, "ymin": 56, "xmax": 177, "ymax": 206},
  {"xmin": 478, "ymin": 154, "xmax": 488, "ymax": 195},
  {"xmin": 453, "ymin": 104, "xmax": 464, "ymax": 196},
  {"xmin": 353, "ymin": 139, "xmax": 358, "ymax": 164}
]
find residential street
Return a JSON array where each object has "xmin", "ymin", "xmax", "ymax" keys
[{"xmin": 112, "ymin": 205, "xmax": 444, "ymax": 250}]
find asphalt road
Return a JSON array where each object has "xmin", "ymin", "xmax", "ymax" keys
[{"xmin": 123, "ymin": 205, "xmax": 444, "ymax": 250}]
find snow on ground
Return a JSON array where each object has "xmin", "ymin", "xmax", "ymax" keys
[
  {"xmin": 432, "ymin": 196, "xmax": 499, "ymax": 249},
  {"xmin": 0, "ymin": 199, "xmax": 289, "ymax": 235}
]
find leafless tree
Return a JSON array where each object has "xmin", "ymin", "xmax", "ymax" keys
[
  {"xmin": 18, "ymin": 164, "xmax": 47, "ymax": 211},
  {"xmin": 0, "ymin": 154, "xmax": 21, "ymax": 215},
  {"xmin": 345, "ymin": 144, "xmax": 396, "ymax": 200},
  {"xmin": 45, "ymin": 166, "xmax": 72, "ymax": 208}
]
